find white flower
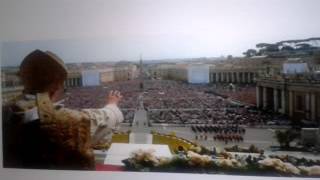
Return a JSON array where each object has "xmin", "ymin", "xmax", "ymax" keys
[
  {"xmin": 219, "ymin": 159, "xmax": 233, "ymax": 168},
  {"xmin": 187, "ymin": 151, "xmax": 212, "ymax": 167},
  {"xmin": 258, "ymin": 158, "xmax": 275, "ymax": 166},
  {"xmin": 283, "ymin": 162, "xmax": 300, "ymax": 175},
  {"xmin": 231, "ymin": 159, "xmax": 243, "ymax": 168},
  {"xmin": 130, "ymin": 149, "xmax": 159, "ymax": 166},
  {"xmin": 299, "ymin": 165, "xmax": 320, "ymax": 176},
  {"xmin": 215, "ymin": 158, "xmax": 243, "ymax": 169},
  {"xmin": 258, "ymin": 158, "xmax": 300, "ymax": 175},
  {"xmin": 158, "ymin": 157, "xmax": 171, "ymax": 166}
]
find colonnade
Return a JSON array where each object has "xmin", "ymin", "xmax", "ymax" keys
[
  {"xmin": 65, "ymin": 77, "xmax": 82, "ymax": 87},
  {"xmin": 256, "ymin": 86, "xmax": 318, "ymax": 121},
  {"xmin": 210, "ymin": 71, "xmax": 255, "ymax": 84}
]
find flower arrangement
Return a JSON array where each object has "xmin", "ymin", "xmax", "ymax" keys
[
  {"xmin": 258, "ymin": 158, "xmax": 301, "ymax": 175},
  {"xmin": 215, "ymin": 158, "xmax": 243, "ymax": 169},
  {"xmin": 299, "ymin": 166, "xmax": 320, "ymax": 176},
  {"xmin": 186, "ymin": 151, "xmax": 212, "ymax": 167},
  {"xmin": 122, "ymin": 149, "xmax": 320, "ymax": 177},
  {"xmin": 123, "ymin": 149, "xmax": 169, "ymax": 170}
]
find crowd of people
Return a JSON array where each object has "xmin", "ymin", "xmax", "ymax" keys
[
  {"xmin": 63, "ymin": 80, "xmax": 142, "ymax": 123},
  {"xmin": 63, "ymin": 79, "xmax": 289, "ymax": 126},
  {"xmin": 143, "ymin": 80, "xmax": 224, "ymax": 109},
  {"xmin": 148, "ymin": 109, "xmax": 210, "ymax": 124},
  {"xmin": 145, "ymin": 80, "xmax": 289, "ymax": 126},
  {"xmin": 214, "ymin": 84, "xmax": 257, "ymax": 105},
  {"xmin": 64, "ymin": 80, "xmax": 141, "ymax": 109}
]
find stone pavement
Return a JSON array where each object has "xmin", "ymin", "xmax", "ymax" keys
[
  {"xmin": 129, "ymin": 92, "xmax": 152, "ymax": 144},
  {"xmin": 132, "ymin": 109, "xmax": 149, "ymax": 133}
]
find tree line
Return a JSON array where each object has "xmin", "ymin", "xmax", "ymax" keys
[{"xmin": 243, "ymin": 37, "xmax": 320, "ymax": 58}]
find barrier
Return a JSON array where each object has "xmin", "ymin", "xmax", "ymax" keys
[
  {"xmin": 111, "ymin": 132, "xmax": 130, "ymax": 143},
  {"xmin": 151, "ymin": 131, "xmax": 208, "ymax": 154}
]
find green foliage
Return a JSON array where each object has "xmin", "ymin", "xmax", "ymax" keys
[
  {"xmin": 281, "ymin": 46, "xmax": 295, "ymax": 51},
  {"xmin": 243, "ymin": 49, "xmax": 257, "ymax": 57},
  {"xmin": 274, "ymin": 129, "xmax": 299, "ymax": 149}
]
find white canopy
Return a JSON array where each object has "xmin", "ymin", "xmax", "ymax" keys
[
  {"xmin": 81, "ymin": 70, "xmax": 100, "ymax": 86},
  {"xmin": 283, "ymin": 63, "xmax": 309, "ymax": 74},
  {"xmin": 188, "ymin": 64, "xmax": 209, "ymax": 84}
]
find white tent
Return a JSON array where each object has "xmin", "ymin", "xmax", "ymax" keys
[
  {"xmin": 283, "ymin": 63, "xmax": 309, "ymax": 74},
  {"xmin": 188, "ymin": 64, "xmax": 209, "ymax": 84},
  {"xmin": 81, "ymin": 70, "xmax": 100, "ymax": 86}
]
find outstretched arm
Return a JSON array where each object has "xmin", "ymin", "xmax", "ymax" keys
[{"xmin": 82, "ymin": 90, "xmax": 124, "ymax": 146}]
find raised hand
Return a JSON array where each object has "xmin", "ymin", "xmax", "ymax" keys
[{"xmin": 106, "ymin": 90, "xmax": 123, "ymax": 105}]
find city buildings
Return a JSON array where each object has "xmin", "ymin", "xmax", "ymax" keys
[{"xmin": 1, "ymin": 62, "xmax": 138, "ymax": 104}]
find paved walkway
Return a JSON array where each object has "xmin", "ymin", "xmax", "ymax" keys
[
  {"xmin": 129, "ymin": 92, "xmax": 152, "ymax": 144},
  {"xmin": 132, "ymin": 109, "xmax": 149, "ymax": 132}
]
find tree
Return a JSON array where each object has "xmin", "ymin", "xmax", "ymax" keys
[
  {"xmin": 274, "ymin": 129, "xmax": 299, "ymax": 149},
  {"xmin": 281, "ymin": 46, "xmax": 295, "ymax": 51},
  {"xmin": 296, "ymin": 43, "xmax": 314, "ymax": 50},
  {"xmin": 256, "ymin": 43, "xmax": 279, "ymax": 55},
  {"xmin": 243, "ymin": 49, "xmax": 257, "ymax": 57},
  {"xmin": 256, "ymin": 43, "xmax": 273, "ymax": 49},
  {"xmin": 265, "ymin": 44, "xmax": 280, "ymax": 52}
]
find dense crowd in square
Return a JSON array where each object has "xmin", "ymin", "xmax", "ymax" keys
[
  {"xmin": 63, "ymin": 80, "xmax": 141, "ymax": 122},
  {"xmin": 144, "ymin": 80, "xmax": 289, "ymax": 126},
  {"xmin": 213, "ymin": 84, "xmax": 257, "ymax": 105},
  {"xmin": 63, "ymin": 79, "xmax": 289, "ymax": 126}
]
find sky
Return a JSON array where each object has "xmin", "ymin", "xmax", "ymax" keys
[{"xmin": 0, "ymin": 0, "xmax": 320, "ymax": 66}]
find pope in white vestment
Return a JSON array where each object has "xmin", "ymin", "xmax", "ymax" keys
[
  {"xmin": 2, "ymin": 49, "xmax": 124, "ymax": 169},
  {"xmin": 15, "ymin": 92, "xmax": 124, "ymax": 147},
  {"xmin": 82, "ymin": 98, "xmax": 124, "ymax": 145}
]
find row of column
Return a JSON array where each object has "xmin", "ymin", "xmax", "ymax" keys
[
  {"xmin": 65, "ymin": 77, "xmax": 82, "ymax": 87},
  {"xmin": 210, "ymin": 72, "xmax": 255, "ymax": 84},
  {"xmin": 257, "ymin": 86, "xmax": 317, "ymax": 121},
  {"xmin": 256, "ymin": 86, "xmax": 286, "ymax": 114},
  {"xmin": 288, "ymin": 91, "xmax": 317, "ymax": 121}
]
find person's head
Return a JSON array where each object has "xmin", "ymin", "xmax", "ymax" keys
[{"xmin": 19, "ymin": 50, "xmax": 67, "ymax": 101}]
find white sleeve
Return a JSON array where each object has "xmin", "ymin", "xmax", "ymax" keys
[{"xmin": 81, "ymin": 104, "xmax": 124, "ymax": 145}]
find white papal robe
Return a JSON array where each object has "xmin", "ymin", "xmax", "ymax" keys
[{"xmin": 15, "ymin": 94, "xmax": 124, "ymax": 147}]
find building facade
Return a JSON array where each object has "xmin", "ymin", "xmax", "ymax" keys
[
  {"xmin": 149, "ymin": 64, "xmax": 188, "ymax": 82},
  {"xmin": 65, "ymin": 71, "xmax": 82, "ymax": 87},
  {"xmin": 1, "ymin": 63, "xmax": 138, "ymax": 104},
  {"xmin": 256, "ymin": 77, "xmax": 320, "ymax": 122},
  {"xmin": 209, "ymin": 57, "xmax": 286, "ymax": 84},
  {"xmin": 100, "ymin": 68, "xmax": 115, "ymax": 84},
  {"xmin": 256, "ymin": 56, "xmax": 320, "ymax": 123}
]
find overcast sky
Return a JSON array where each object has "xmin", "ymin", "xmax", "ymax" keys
[{"xmin": 1, "ymin": 0, "xmax": 320, "ymax": 66}]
